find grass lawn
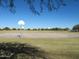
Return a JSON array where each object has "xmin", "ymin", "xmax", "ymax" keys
[{"xmin": 0, "ymin": 38, "xmax": 79, "ymax": 59}]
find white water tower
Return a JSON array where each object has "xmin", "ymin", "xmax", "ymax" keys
[
  {"xmin": 17, "ymin": 20, "xmax": 25, "ymax": 39},
  {"xmin": 18, "ymin": 20, "xmax": 25, "ymax": 30}
]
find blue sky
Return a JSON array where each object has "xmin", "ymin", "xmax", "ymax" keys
[{"xmin": 0, "ymin": 0, "xmax": 79, "ymax": 29}]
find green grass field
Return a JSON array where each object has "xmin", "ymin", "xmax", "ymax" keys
[
  {"xmin": 0, "ymin": 30, "xmax": 79, "ymax": 59},
  {"xmin": 0, "ymin": 38, "xmax": 79, "ymax": 59}
]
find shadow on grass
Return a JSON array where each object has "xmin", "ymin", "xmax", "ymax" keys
[
  {"xmin": 0, "ymin": 42, "xmax": 79, "ymax": 59},
  {"xmin": 0, "ymin": 42, "xmax": 50, "ymax": 59}
]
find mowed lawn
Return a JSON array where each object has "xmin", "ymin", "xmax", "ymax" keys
[{"xmin": 0, "ymin": 38, "xmax": 79, "ymax": 59}]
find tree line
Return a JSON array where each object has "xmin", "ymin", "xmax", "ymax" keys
[
  {"xmin": 0, "ymin": 24, "xmax": 79, "ymax": 32},
  {"xmin": 0, "ymin": 27, "xmax": 69, "ymax": 31},
  {"xmin": 27, "ymin": 28, "xmax": 69, "ymax": 31}
]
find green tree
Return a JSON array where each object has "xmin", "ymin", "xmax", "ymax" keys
[
  {"xmin": 72, "ymin": 24, "xmax": 79, "ymax": 32},
  {"xmin": 0, "ymin": 28, "xmax": 2, "ymax": 30},
  {"xmin": 27, "ymin": 28, "xmax": 31, "ymax": 30},
  {"xmin": 3, "ymin": 27, "xmax": 11, "ymax": 30},
  {"xmin": 12, "ymin": 28, "xmax": 16, "ymax": 30},
  {"xmin": 63, "ymin": 28, "xmax": 69, "ymax": 31},
  {"xmin": 0, "ymin": 0, "xmax": 77, "ymax": 15}
]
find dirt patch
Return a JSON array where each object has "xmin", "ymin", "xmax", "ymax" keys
[{"xmin": 0, "ymin": 32, "xmax": 79, "ymax": 38}]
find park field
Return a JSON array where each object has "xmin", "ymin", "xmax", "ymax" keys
[
  {"xmin": 0, "ymin": 38, "xmax": 79, "ymax": 59},
  {"xmin": 0, "ymin": 31, "xmax": 79, "ymax": 59},
  {"xmin": 0, "ymin": 30, "xmax": 79, "ymax": 38}
]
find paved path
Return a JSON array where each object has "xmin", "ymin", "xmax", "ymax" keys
[{"xmin": 0, "ymin": 32, "xmax": 79, "ymax": 38}]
